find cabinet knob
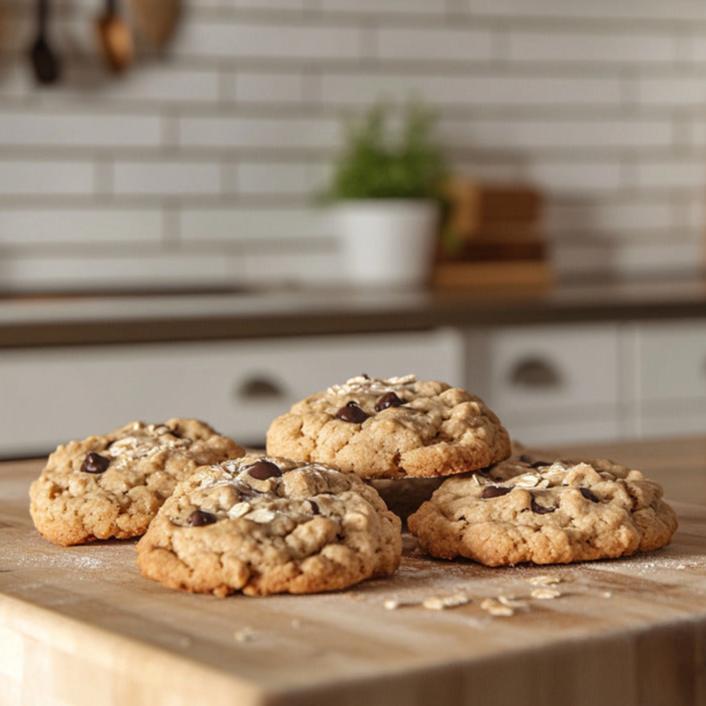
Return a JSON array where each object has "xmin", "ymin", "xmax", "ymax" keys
[
  {"xmin": 235, "ymin": 376, "xmax": 287, "ymax": 401},
  {"xmin": 508, "ymin": 357, "xmax": 562, "ymax": 389}
]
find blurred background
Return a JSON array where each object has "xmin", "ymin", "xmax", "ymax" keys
[{"xmin": 0, "ymin": 0, "xmax": 705, "ymax": 457}]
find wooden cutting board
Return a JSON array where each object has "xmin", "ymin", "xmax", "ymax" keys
[{"xmin": 2, "ymin": 452, "xmax": 706, "ymax": 706}]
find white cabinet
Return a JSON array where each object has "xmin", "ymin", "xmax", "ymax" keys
[
  {"xmin": 631, "ymin": 320, "xmax": 706, "ymax": 438},
  {"xmin": 3, "ymin": 317, "xmax": 705, "ymax": 458},
  {"xmin": 0, "ymin": 329, "xmax": 463, "ymax": 456},
  {"xmin": 466, "ymin": 324, "xmax": 622, "ymax": 446}
]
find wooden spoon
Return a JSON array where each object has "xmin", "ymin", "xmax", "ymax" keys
[
  {"xmin": 96, "ymin": 0, "xmax": 134, "ymax": 73},
  {"xmin": 28, "ymin": 0, "xmax": 61, "ymax": 85},
  {"xmin": 129, "ymin": 0, "xmax": 181, "ymax": 49}
]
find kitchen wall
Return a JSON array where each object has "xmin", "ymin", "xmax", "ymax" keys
[{"xmin": 1, "ymin": 0, "xmax": 705, "ymax": 290}]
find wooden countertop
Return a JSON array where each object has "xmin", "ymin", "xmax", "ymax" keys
[
  {"xmin": 2, "ymin": 436, "xmax": 706, "ymax": 706},
  {"xmin": 1, "ymin": 275, "xmax": 706, "ymax": 347}
]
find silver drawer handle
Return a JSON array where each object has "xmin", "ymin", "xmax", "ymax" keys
[
  {"xmin": 235, "ymin": 376, "xmax": 287, "ymax": 401},
  {"xmin": 508, "ymin": 357, "xmax": 562, "ymax": 389}
]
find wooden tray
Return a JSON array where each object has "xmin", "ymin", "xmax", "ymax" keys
[{"xmin": 2, "ymin": 459, "xmax": 706, "ymax": 706}]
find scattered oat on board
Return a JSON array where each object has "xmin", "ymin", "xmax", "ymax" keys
[
  {"xmin": 480, "ymin": 598, "xmax": 514, "ymax": 617},
  {"xmin": 527, "ymin": 575, "xmax": 562, "ymax": 586},
  {"xmin": 422, "ymin": 593, "xmax": 471, "ymax": 611},
  {"xmin": 497, "ymin": 595, "xmax": 528, "ymax": 609},
  {"xmin": 531, "ymin": 587, "xmax": 562, "ymax": 600}
]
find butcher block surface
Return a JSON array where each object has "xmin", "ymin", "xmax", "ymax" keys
[{"xmin": 2, "ymin": 437, "xmax": 706, "ymax": 706}]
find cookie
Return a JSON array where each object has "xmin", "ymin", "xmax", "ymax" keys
[
  {"xmin": 408, "ymin": 455, "xmax": 678, "ymax": 566},
  {"xmin": 30, "ymin": 419, "xmax": 243, "ymax": 546},
  {"xmin": 136, "ymin": 455, "xmax": 402, "ymax": 596},
  {"xmin": 266, "ymin": 374, "xmax": 511, "ymax": 479}
]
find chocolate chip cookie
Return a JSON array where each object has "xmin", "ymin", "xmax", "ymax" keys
[
  {"xmin": 136, "ymin": 455, "xmax": 402, "ymax": 596},
  {"xmin": 408, "ymin": 455, "xmax": 678, "ymax": 566},
  {"xmin": 30, "ymin": 419, "xmax": 243, "ymax": 546},
  {"xmin": 266, "ymin": 375, "xmax": 511, "ymax": 479}
]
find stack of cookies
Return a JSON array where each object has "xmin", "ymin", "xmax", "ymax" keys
[{"xmin": 29, "ymin": 374, "xmax": 678, "ymax": 598}]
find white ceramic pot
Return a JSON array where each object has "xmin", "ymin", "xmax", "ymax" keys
[{"xmin": 335, "ymin": 200, "xmax": 439, "ymax": 287}]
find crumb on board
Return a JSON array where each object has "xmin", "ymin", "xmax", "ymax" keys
[
  {"xmin": 234, "ymin": 627, "xmax": 255, "ymax": 643},
  {"xmin": 422, "ymin": 593, "xmax": 471, "ymax": 611}
]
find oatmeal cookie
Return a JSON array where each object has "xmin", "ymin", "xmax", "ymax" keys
[
  {"xmin": 408, "ymin": 455, "xmax": 678, "ymax": 565},
  {"xmin": 30, "ymin": 419, "xmax": 243, "ymax": 546},
  {"xmin": 266, "ymin": 375, "xmax": 511, "ymax": 479},
  {"xmin": 136, "ymin": 455, "xmax": 402, "ymax": 596}
]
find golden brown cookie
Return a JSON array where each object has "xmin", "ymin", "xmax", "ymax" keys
[
  {"xmin": 408, "ymin": 455, "xmax": 678, "ymax": 566},
  {"xmin": 30, "ymin": 419, "xmax": 243, "ymax": 546},
  {"xmin": 136, "ymin": 455, "xmax": 402, "ymax": 596},
  {"xmin": 266, "ymin": 375, "xmax": 511, "ymax": 479}
]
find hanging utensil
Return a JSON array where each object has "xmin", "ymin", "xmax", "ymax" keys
[
  {"xmin": 129, "ymin": 0, "xmax": 181, "ymax": 50},
  {"xmin": 28, "ymin": 0, "xmax": 61, "ymax": 85},
  {"xmin": 96, "ymin": 0, "xmax": 134, "ymax": 73}
]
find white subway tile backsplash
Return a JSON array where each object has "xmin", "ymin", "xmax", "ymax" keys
[
  {"xmin": 0, "ymin": 209, "xmax": 163, "ymax": 245},
  {"xmin": 0, "ymin": 252, "xmax": 237, "ymax": 291},
  {"xmin": 0, "ymin": 66, "xmax": 220, "ymax": 105},
  {"xmin": 178, "ymin": 116, "xmax": 341, "ymax": 150},
  {"xmin": 0, "ymin": 111, "xmax": 162, "ymax": 148},
  {"xmin": 468, "ymin": 0, "xmax": 706, "ymax": 22},
  {"xmin": 0, "ymin": 0, "xmax": 704, "ymax": 287},
  {"xmin": 635, "ymin": 160, "xmax": 706, "ymax": 189},
  {"xmin": 230, "ymin": 72, "xmax": 308, "ymax": 104},
  {"xmin": 179, "ymin": 207, "xmax": 329, "ymax": 242},
  {"xmin": 320, "ymin": 0, "xmax": 448, "ymax": 16},
  {"xmin": 319, "ymin": 72, "xmax": 622, "ymax": 107},
  {"xmin": 113, "ymin": 161, "xmax": 222, "ymax": 196},
  {"xmin": 636, "ymin": 76, "xmax": 706, "ymax": 107},
  {"xmin": 439, "ymin": 119, "xmax": 672, "ymax": 150},
  {"xmin": 0, "ymin": 161, "xmax": 95, "ymax": 196},
  {"xmin": 175, "ymin": 21, "xmax": 362, "ymax": 60},
  {"xmin": 235, "ymin": 162, "xmax": 331, "ymax": 196},
  {"xmin": 508, "ymin": 31, "xmax": 677, "ymax": 64},
  {"xmin": 375, "ymin": 27, "xmax": 494, "ymax": 62},
  {"xmin": 526, "ymin": 162, "xmax": 624, "ymax": 193}
]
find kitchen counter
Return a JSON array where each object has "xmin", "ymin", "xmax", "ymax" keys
[
  {"xmin": 1, "ymin": 275, "xmax": 706, "ymax": 347},
  {"xmin": 2, "ymin": 435, "xmax": 706, "ymax": 706}
]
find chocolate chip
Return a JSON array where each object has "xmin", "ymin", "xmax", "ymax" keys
[
  {"xmin": 375, "ymin": 392, "xmax": 404, "ymax": 412},
  {"xmin": 81, "ymin": 452, "xmax": 110, "ymax": 474},
  {"xmin": 247, "ymin": 460, "xmax": 282, "ymax": 480},
  {"xmin": 309, "ymin": 501, "xmax": 320, "ymax": 515},
  {"xmin": 518, "ymin": 454, "xmax": 550, "ymax": 469},
  {"xmin": 580, "ymin": 487, "xmax": 600, "ymax": 503},
  {"xmin": 335, "ymin": 401, "xmax": 369, "ymax": 424},
  {"xmin": 481, "ymin": 485, "xmax": 512, "ymax": 499},
  {"xmin": 187, "ymin": 510, "xmax": 217, "ymax": 527},
  {"xmin": 531, "ymin": 497, "xmax": 555, "ymax": 514}
]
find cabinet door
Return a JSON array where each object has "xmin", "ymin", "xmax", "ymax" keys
[
  {"xmin": 635, "ymin": 321, "xmax": 706, "ymax": 404},
  {"xmin": 466, "ymin": 323, "xmax": 622, "ymax": 446},
  {"xmin": 0, "ymin": 330, "xmax": 463, "ymax": 456}
]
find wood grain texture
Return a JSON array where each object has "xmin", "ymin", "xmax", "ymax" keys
[{"xmin": 2, "ymin": 438, "xmax": 706, "ymax": 706}]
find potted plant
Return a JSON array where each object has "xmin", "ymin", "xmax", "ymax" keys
[{"xmin": 326, "ymin": 103, "xmax": 446, "ymax": 287}]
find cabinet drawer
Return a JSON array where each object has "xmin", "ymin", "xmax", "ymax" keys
[
  {"xmin": 635, "ymin": 321, "xmax": 706, "ymax": 403},
  {"xmin": 0, "ymin": 330, "xmax": 462, "ymax": 457},
  {"xmin": 477, "ymin": 324, "xmax": 620, "ymax": 418}
]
